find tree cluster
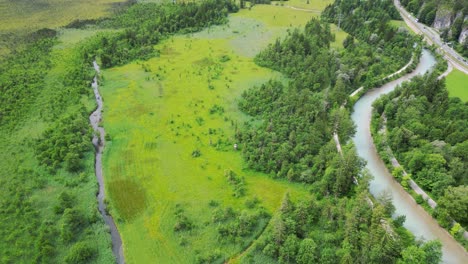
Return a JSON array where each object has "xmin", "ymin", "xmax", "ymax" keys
[
  {"xmin": 35, "ymin": 113, "xmax": 92, "ymax": 173},
  {"xmin": 373, "ymin": 73, "xmax": 468, "ymax": 227},
  {"xmin": 250, "ymin": 192, "xmax": 442, "ymax": 264}
]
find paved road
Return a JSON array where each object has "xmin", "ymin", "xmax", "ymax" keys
[{"xmin": 394, "ymin": 0, "xmax": 468, "ymax": 74}]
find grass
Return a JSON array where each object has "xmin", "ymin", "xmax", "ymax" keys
[
  {"xmin": 330, "ymin": 23, "xmax": 348, "ymax": 49},
  {"xmin": 237, "ymin": 4, "xmax": 319, "ymax": 27},
  {"xmin": 0, "ymin": 0, "xmax": 125, "ymax": 60},
  {"xmin": 445, "ymin": 69, "xmax": 468, "ymax": 102},
  {"xmin": 271, "ymin": 0, "xmax": 333, "ymax": 10},
  {"xmin": 0, "ymin": 0, "xmax": 125, "ymax": 33},
  {"xmin": 390, "ymin": 19, "xmax": 415, "ymax": 35},
  {"xmin": 101, "ymin": 35, "xmax": 310, "ymax": 263},
  {"xmin": 99, "ymin": 6, "xmax": 324, "ymax": 262}
]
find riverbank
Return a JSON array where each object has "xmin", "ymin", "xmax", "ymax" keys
[
  {"xmin": 352, "ymin": 49, "xmax": 468, "ymax": 263},
  {"xmin": 90, "ymin": 61, "xmax": 125, "ymax": 264}
]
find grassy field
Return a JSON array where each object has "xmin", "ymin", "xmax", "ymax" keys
[
  {"xmin": 0, "ymin": 0, "xmax": 125, "ymax": 56},
  {"xmin": 0, "ymin": 0, "xmax": 126, "ymax": 33},
  {"xmin": 272, "ymin": 0, "xmax": 333, "ymax": 10},
  {"xmin": 99, "ymin": 5, "xmax": 329, "ymax": 263},
  {"xmin": 446, "ymin": 69, "xmax": 468, "ymax": 102},
  {"xmin": 101, "ymin": 36, "xmax": 310, "ymax": 263}
]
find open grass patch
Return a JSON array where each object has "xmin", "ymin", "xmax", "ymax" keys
[
  {"xmin": 0, "ymin": 0, "xmax": 125, "ymax": 33},
  {"xmin": 272, "ymin": 0, "xmax": 333, "ymax": 10},
  {"xmin": 446, "ymin": 69, "xmax": 468, "ymax": 102},
  {"xmin": 100, "ymin": 33, "xmax": 310, "ymax": 262},
  {"xmin": 330, "ymin": 23, "xmax": 348, "ymax": 49}
]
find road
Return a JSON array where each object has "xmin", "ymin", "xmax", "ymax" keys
[{"xmin": 394, "ymin": 0, "xmax": 468, "ymax": 74}]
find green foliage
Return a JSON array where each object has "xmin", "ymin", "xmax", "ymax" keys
[
  {"xmin": 80, "ymin": 0, "xmax": 239, "ymax": 68},
  {"xmin": 64, "ymin": 241, "xmax": 97, "ymax": 264},
  {"xmin": 322, "ymin": 0, "xmax": 416, "ymax": 87},
  {"xmin": 437, "ymin": 185, "xmax": 468, "ymax": 226},
  {"xmin": 375, "ymin": 73, "xmax": 468, "ymax": 201},
  {"xmin": 251, "ymin": 191, "xmax": 442, "ymax": 264},
  {"xmin": 192, "ymin": 149, "xmax": 202, "ymax": 158},
  {"xmin": 54, "ymin": 191, "xmax": 74, "ymax": 214},
  {"xmin": 0, "ymin": 36, "xmax": 55, "ymax": 128},
  {"xmin": 174, "ymin": 205, "xmax": 194, "ymax": 232},
  {"xmin": 214, "ymin": 206, "xmax": 269, "ymax": 243},
  {"xmin": 35, "ymin": 113, "xmax": 91, "ymax": 173},
  {"xmin": 225, "ymin": 169, "xmax": 246, "ymax": 197},
  {"xmin": 60, "ymin": 208, "xmax": 87, "ymax": 242},
  {"xmin": 397, "ymin": 240, "xmax": 442, "ymax": 264}
]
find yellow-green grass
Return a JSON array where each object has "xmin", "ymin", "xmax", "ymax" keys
[
  {"xmin": 446, "ymin": 69, "xmax": 468, "ymax": 102},
  {"xmin": 101, "ymin": 35, "xmax": 311, "ymax": 263},
  {"xmin": 99, "ymin": 4, "xmax": 334, "ymax": 263},
  {"xmin": 271, "ymin": 0, "xmax": 333, "ymax": 10},
  {"xmin": 330, "ymin": 23, "xmax": 348, "ymax": 49},
  {"xmin": 236, "ymin": 4, "xmax": 319, "ymax": 27},
  {"xmin": 390, "ymin": 20, "xmax": 415, "ymax": 35},
  {"xmin": 0, "ymin": 0, "xmax": 125, "ymax": 33}
]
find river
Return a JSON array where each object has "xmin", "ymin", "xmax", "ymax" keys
[
  {"xmin": 90, "ymin": 61, "xmax": 125, "ymax": 264},
  {"xmin": 352, "ymin": 49, "xmax": 468, "ymax": 263}
]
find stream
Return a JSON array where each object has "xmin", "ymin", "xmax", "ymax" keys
[
  {"xmin": 352, "ymin": 50, "xmax": 468, "ymax": 263},
  {"xmin": 90, "ymin": 61, "xmax": 125, "ymax": 264}
]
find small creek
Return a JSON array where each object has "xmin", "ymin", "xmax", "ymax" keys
[
  {"xmin": 352, "ymin": 50, "xmax": 468, "ymax": 263},
  {"xmin": 90, "ymin": 61, "xmax": 125, "ymax": 264}
]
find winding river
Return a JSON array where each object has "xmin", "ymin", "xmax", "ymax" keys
[
  {"xmin": 352, "ymin": 50, "xmax": 468, "ymax": 263},
  {"xmin": 90, "ymin": 61, "xmax": 125, "ymax": 264}
]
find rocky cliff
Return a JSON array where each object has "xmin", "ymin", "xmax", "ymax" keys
[
  {"xmin": 402, "ymin": 0, "xmax": 467, "ymax": 44},
  {"xmin": 459, "ymin": 16, "xmax": 468, "ymax": 43}
]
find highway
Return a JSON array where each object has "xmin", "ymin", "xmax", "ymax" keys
[{"xmin": 394, "ymin": 0, "xmax": 468, "ymax": 74}]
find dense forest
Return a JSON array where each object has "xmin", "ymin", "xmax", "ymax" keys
[
  {"xmin": 238, "ymin": 0, "xmax": 418, "ymax": 187},
  {"xmin": 372, "ymin": 72, "xmax": 468, "ymax": 230},
  {"xmin": 235, "ymin": 0, "xmax": 444, "ymax": 262}
]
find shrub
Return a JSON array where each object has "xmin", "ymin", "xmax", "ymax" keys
[{"xmin": 64, "ymin": 241, "xmax": 96, "ymax": 263}]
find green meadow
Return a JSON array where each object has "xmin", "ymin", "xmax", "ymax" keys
[
  {"xmin": 0, "ymin": 0, "xmax": 125, "ymax": 56},
  {"xmin": 100, "ymin": 4, "xmax": 344, "ymax": 263},
  {"xmin": 446, "ymin": 68, "xmax": 468, "ymax": 102},
  {"xmin": 0, "ymin": 0, "xmax": 124, "ymax": 33}
]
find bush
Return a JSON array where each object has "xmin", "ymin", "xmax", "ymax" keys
[
  {"xmin": 64, "ymin": 241, "xmax": 96, "ymax": 263},
  {"xmin": 415, "ymin": 194, "xmax": 424, "ymax": 204}
]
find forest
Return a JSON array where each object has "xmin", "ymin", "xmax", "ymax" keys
[
  {"xmin": 0, "ymin": 0, "xmax": 463, "ymax": 262},
  {"xmin": 235, "ymin": 0, "xmax": 445, "ymax": 262},
  {"xmin": 372, "ymin": 72, "xmax": 468, "ymax": 231}
]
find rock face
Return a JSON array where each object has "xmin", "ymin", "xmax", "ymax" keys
[
  {"xmin": 432, "ymin": 8, "xmax": 467, "ymax": 44},
  {"xmin": 433, "ymin": 8, "xmax": 453, "ymax": 30},
  {"xmin": 459, "ymin": 16, "xmax": 468, "ymax": 43}
]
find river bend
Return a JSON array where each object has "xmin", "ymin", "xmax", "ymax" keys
[{"xmin": 352, "ymin": 50, "xmax": 468, "ymax": 264}]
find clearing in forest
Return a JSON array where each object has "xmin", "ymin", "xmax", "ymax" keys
[{"xmin": 446, "ymin": 69, "xmax": 468, "ymax": 102}]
